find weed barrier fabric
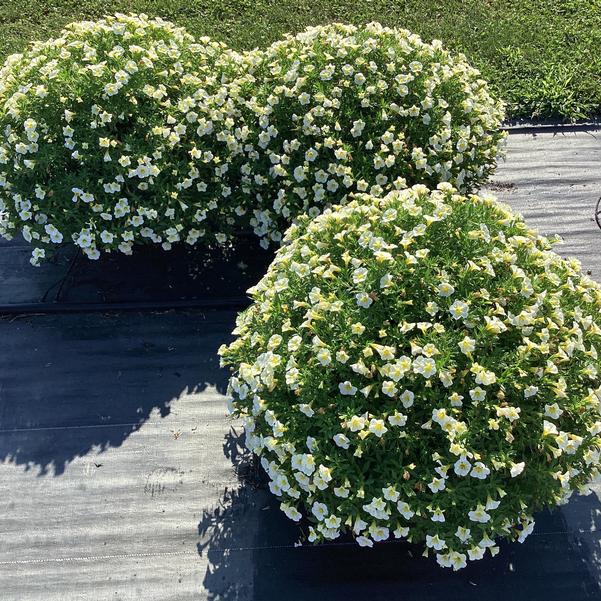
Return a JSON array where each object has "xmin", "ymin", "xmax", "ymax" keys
[
  {"xmin": 0, "ymin": 131, "xmax": 600, "ymax": 598},
  {"xmin": 1, "ymin": 311, "xmax": 600, "ymax": 600},
  {"xmin": 482, "ymin": 129, "xmax": 601, "ymax": 279}
]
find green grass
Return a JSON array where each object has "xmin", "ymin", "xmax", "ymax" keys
[{"xmin": 1, "ymin": 0, "xmax": 600, "ymax": 121}]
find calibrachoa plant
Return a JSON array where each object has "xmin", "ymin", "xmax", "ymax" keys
[
  {"xmin": 0, "ymin": 17, "xmax": 506, "ymax": 264},
  {"xmin": 0, "ymin": 13, "xmax": 243, "ymax": 264},
  {"xmin": 219, "ymin": 184, "xmax": 601, "ymax": 570},
  {"xmin": 234, "ymin": 23, "xmax": 506, "ymax": 247}
]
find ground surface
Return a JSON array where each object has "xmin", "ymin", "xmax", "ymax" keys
[
  {"xmin": 1, "ymin": 129, "xmax": 601, "ymax": 600},
  {"xmin": 0, "ymin": 1, "xmax": 600, "ymax": 121}
]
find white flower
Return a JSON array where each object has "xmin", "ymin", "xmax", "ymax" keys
[
  {"xmin": 135, "ymin": 164, "xmax": 151, "ymax": 178},
  {"xmin": 397, "ymin": 501, "xmax": 414, "ymax": 519},
  {"xmin": 336, "ymin": 350, "xmax": 350, "ymax": 363},
  {"xmin": 333, "ymin": 433, "xmax": 350, "ymax": 449},
  {"xmin": 388, "ymin": 411, "xmax": 407, "ymax": 427},
  {"xmin": 496, "ymin": 406, "xmax": 521, "ymax": 421},
  {"xmin": 368, "ymin": 418, "xmax": 388, "ymax": 438},
  {"xmin": 414, "ymin": 357, "xmax": 437, "ymax": 378},
  {"xmin": 293, "ymin": 166, "xmax": 306, "ymax": 182},
  {"xmin": 305, "ymin": 148, "xmax": 318, "ymax": 162},
  {"xmin": 449, "ymin": 300, "xmax": 469, "ymax": 320},
  {"xmin": 369, "ymin": 524, "xmax": 389, "ymax": 542},
  {"xmin": 425, "ymin": 301, "xmax": 439, "ymax": 316},
  {"xmin": 350, "ymin": 322, "xmax": 366, "ymax": 335},
  {"xmin": 291, "ymin": 453, "xmax": 316, "ymax": 476},
  {"xmin": 485, "ymin": 498, "xmax": 501, "ymax": 511},
  {"xmin": 468, "ymin": 505, "xmax": 491, "ymax": 523},
  {"xmin": 454, "ymin": 456, "xmax": 472, "ymax": 477},
  {"xmin": 316, "ymin": 348, "xmax": 332, "ymax": 366},
  {"xmin": 30, "ymin": 247, "xmax": 45, "ymax": 265},
  {"xmin": 380, "ymin": 274, "xmax": 393, "ymax": 288},
  {"xmin": 431, "ymin": 508, "xmax": 445, "ymax": 522},
  {"xmin": 311, "ymin": 502, "xmax": 328, "ymax": 520},
  {"xmin": 382, "ymin": 486, "xmax": 400, "ymax": 502},
  {"xmin": 436, "ymin": 553, "xmax": 452, "ymax": 568},
  {"xmin": 393, "ymin": 526, "xmax": 410, "ymax": 538},
  {"xmin": 382, "ymin": 380, "xmax": 398, "ymax": 397},
  {"xmin": 449, "ymin": 392, "xmax": 464, "ymax": 407},
  {"xmin": 484, "ymin": 316, "xmax": 508, "ymax": 334},
  {"xmin": 350, "ymin": 119, "xmax": 366, "ymax": 136},
  {"xmin": 524, "ymin": 385, "xmax": 539, "ymax": 398},
  {"xmin": 317, "ymin": 465, "xmax": 333, "ymax": 483},
  {"xmin": 437, "ymin": 282, "xmax": 455, "ymax": 297},
  {"xmin": 458, "ymin": 336, "xmax": 475, "ymax": 355},
  {"xmin": 470, "ymin": 387, "xmax": 486, "ymax": 402},
  {"xmin": 450, "ymin": 552, "xmax": 467, "ymax": 571},
  {"xmin": 517, "ymin": 519, "xmax": 536, "ymax": 543},
  {"xmin": 510, "ymin": 462, "xmax": 525, "ymax": 477},
  {"xmin": 428, "ymin": 477, "xmax": 446, "ymax": 493},
  {"xmin": 288, "ymin": 335, "xmax": 302, "ymax": 351},
  {"xmin": 76, "ymin": 230, "xmax": 93, "ymax": 248},
  {"xmin": 468, "ymin": 545, "xmax": 485, "ymax": 561},
  {"xmin": 400, "ymin": 389, "xmax": 414, "ymax": 408},
  {"xmin": 267, "ymin": 334, "xmax": 282, "ymax": 349},
  {"xmin": 281, "ymin": 504, "xmax": 302, "ymax": 522},
  {"xmin": 544, "ymin": 403, "xmax": 563, "ymax": 419},
  {"xmin": 356, "ymin": 536, "xmax": 373, "ymax": 547},
  {"xmin": 353, "ymin": 267, "xmax": 368, "ymax": 284},
  {"xmin": 334, "ymin": 487, "xmax": 350, "ymax": 498},
  {"xmin": 356, "ymin": 292, "xmax": 373, "ymax": 308},
  {"xmin": 432, "ymin": 408, "xmax": 450, "ymax": 427},
  {"xmin": 474, "ymin": 368, "xmax": 496, "ymax": 386},
  {"xmin": 274, "ymin": 277, "xmax": 289, "ymax": 292},
  {"xmin": 339, "ymin": 381, "xmax": 357, "ymax": 396},
  {"xmin": 44, "ymin": 224, "xmax": 63, "ymax": 243},
  {"xmin": 324, "ymin": 514, "xmax": 341, "ymax": 530},
  {"xmin": 298, "ymin": 404, "xmax": 314, "ymax": 417},
  {"xmin": 100, "ymin": 230, "xmax": 115, "ymax": 244},
  {"xmin": 425, "ymin": 534, "xmax": 446, "ymax": 550},
  {"xmin": 470, "ymin": 462, "xmax": 490, "ymax": 480},
  {"xmin": 455, "ymin": 526, "xmax": 471, "ymax": 543},
  {"xmin": 353, "ymin": 518, "xmax": 368, "ymax": 535},
  {"xmin": 353, "ymin": 73, "xmax": 366, "ymax": 86}
]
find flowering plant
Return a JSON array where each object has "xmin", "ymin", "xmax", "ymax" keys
[
  {"xmin": 0, "ymin": 18, "xmax": 505, "ymax": 264},
  {"xmin": 219, "ymin": 184, "xmax": 601, "ymax": 570},
  {"xmin": 235, "ymin": 23, "xmax": 506, "ymax": 247},
  {"xmin": 0, "ymin": 13, "xmax": 241, "ymax": 264}
]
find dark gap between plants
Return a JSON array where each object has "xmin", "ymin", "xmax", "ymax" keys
[{"xmin": 0, "ymin": 235, "xmax": 273, "ymax": 315}]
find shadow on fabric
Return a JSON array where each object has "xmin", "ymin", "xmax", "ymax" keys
[
  {"xmin": 0, "ymin": 310, "xmax": 234, "ymax": 475},
  {"xmin": 197, "ymin": 428, "xmax": 601, "ymax": 601}
]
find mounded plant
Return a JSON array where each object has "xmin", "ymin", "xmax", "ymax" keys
[
  {"xmin": 219, "ymin": 184, "xmax": 601, "ymax": 570},
  {"xmin": 0, "ymin": 17, "xmax": 506, "ymax": 264},
  {"xmin": 0, "ymin": 13, "xmax": 243, "ymax": 264},
  {"xmin": 234, "ymin": 23, "xmax": 506, "ymax": 247}
]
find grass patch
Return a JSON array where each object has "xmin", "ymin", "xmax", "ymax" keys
[{"xmin": 0, "ymin": 0, "xmax": 599, "ymax": 121}]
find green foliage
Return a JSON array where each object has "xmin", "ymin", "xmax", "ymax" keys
[
  {"xmin": 220, "ymin": 184, "xmax": 601, "ymax": 569},
  {"xmin": 0, "ymin": 1, "xmax": 599, "ymax": 121}
]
